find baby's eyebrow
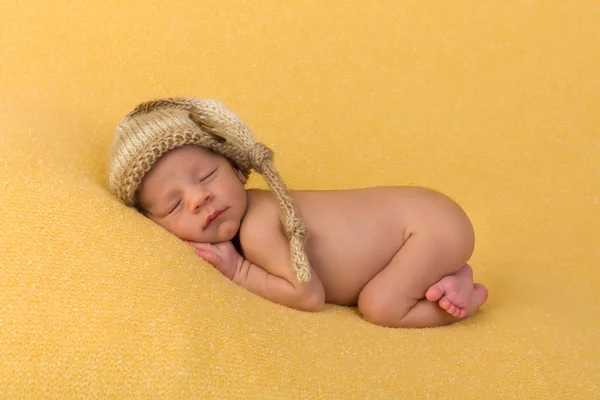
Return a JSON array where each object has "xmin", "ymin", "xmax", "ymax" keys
[{"xmin": 138, "ymin": 190, "xmax": 165, "ymax": 213}]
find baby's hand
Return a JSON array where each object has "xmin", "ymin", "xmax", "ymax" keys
[{"xmin": 186, "ymin": 241, "xmax": 242, "ymax": 281}]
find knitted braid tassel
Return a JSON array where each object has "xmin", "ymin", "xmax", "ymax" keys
[{"xmin": 248, "ymin": 143, "xmax": 311, "ymax": 283}]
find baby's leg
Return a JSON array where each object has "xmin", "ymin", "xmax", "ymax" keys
[
  {"xmin": 374, "ymin": 284, "xmax": 487, "ymax": 328},
  {"xmin": 357, "ymin": 233, "xmax": 487, "ymax": 328}
]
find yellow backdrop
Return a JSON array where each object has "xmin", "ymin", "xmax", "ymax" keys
[{"xmin": 1, "ymin": 1, "xmax": 598, "ymax": 398}]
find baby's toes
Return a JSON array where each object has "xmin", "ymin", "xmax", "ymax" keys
[
  {"xmin": 453, "ymin": 307, "xmax": 464, "ymax": 318},
  {"xmin": 425, "ymin": 284, "xmax": 444, "ymax": 302},
  {"xmin": 447, "ymin": 304, "xmax": 458, "ymax": 316},
  {"xmin": 439, "ymin": 297, "xmax": 452, "ymax": 311}
]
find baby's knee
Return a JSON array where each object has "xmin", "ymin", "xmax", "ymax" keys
[{"xmin": 357, "ymin": 291, "xmax": 403, "ymax": 327}]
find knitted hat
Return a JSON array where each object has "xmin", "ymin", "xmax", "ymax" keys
[{"xmin": 108, "ymin": 97, "xmax": 311, "ymax": 283}]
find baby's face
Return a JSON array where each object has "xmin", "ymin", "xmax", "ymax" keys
[{"xmin": 137, "ymin": 145, "xmax": 248, "ymax": 243}]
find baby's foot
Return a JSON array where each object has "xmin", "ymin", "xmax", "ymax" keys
[
  {"xmin": 467, "ymin": 284, "xmax": 489, "ymax": 317},
  {"xmin": 425, "ymin": 264, "xmax": 475, "ymax": 318}
]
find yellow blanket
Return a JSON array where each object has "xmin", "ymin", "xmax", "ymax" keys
[{"xmin": 1, "ymin": 1, "xmax": 598, "ymax": 398}]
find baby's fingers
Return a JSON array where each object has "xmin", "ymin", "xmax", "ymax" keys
[
  {"xmin": 187, "ymin": 241, "xmax": 212, "ymax": 251},
  {"xmin": 196, "ymin": 250, "xmax": 231, "ymax": 277},
  {"xmin": 195, "ymin": 248, "xmax": 222, "ymax": 266}
]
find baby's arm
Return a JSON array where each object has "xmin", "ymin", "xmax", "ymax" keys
[
  {"xmin": 237, "ymin": 213, "xmax": 325, "ymax": 312},
  {"xmin": 190, "ymin": 200, "xmax": 325, "ymax": 313},
  {"xmin": 235, "ymin": 190, "xmax": 325, "ymax": 311},
  {"xmin": 234, "ymin": 251, "xmax": 324, "ymax": 312}
]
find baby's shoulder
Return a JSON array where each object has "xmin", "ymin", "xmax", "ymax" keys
[
  {"xmin": 244, "ymin": 189, "xmax": 281, "ymax": 219},
  {"xmin": 238, "ymin": 189, "xmax": 286, "ymax": 254}
]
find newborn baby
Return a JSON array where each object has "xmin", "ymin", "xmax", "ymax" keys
[{"xmin": 109, "ymin": 98, "xmax": 488, "ymax": 328}]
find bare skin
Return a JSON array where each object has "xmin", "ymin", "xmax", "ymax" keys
[{"xmin": 137, "ymin": 145, "xmax": 489, "ymax": 328}]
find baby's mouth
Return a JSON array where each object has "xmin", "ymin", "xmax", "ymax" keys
[{"xmin": 203, "ymin": 209, "xmax": 225, "ymax": 229}]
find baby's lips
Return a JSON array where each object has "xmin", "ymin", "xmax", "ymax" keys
[{"xmin": 204, "ymin": 209, "xmax": 224, "ymax": 228}]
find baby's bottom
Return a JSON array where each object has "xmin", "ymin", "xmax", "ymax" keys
[{"xmin": 357, "ymin": 233, "xmax": 488, "ymax": 328}]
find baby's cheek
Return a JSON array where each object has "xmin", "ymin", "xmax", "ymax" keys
[{"xmin": 164, "ymin": 220, "xmax": 195, "ymax": 242}]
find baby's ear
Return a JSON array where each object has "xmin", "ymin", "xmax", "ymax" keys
[{"xmin": 234, "ymin": 168, "xmax": 247, "ymax": 184}]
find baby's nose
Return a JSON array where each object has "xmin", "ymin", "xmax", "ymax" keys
[{"xmin": 188, "ymin": 188, "xmax": 212, "ymax": 213}]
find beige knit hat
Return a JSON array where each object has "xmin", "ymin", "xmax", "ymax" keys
[{"xmin": 108, "ymin": 97, "xmax": 310, "ymax": 283}]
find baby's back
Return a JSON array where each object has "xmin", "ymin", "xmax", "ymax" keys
[
  {"xmin": 292, "ymin": 188, "xmax": 408, "ymax": 304},
  {"xmin": 248, "ymin": 186, "xmax": 463, "ymax": 304}
]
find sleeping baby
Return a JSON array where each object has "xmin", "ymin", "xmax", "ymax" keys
[{"xmin": 108, "ymin": 98, "xmax": 488, "ymax": 328}]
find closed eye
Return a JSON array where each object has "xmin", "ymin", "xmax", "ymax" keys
[
  {"xmin": 200, "ymin": 168, "xmax": 217, "ymax": 182},
  {"xmin": 167, "ymin": 200, "xmax": 181, "ymax": 215}
]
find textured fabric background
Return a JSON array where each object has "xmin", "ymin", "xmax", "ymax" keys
[{"xmin": 1, "ymin": 1, "xmax": 598, "ymax": 398}]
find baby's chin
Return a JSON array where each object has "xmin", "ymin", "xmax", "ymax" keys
[{"xmin": 218, "ymin": 220, "xmax": 241, "ymax": 242}]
